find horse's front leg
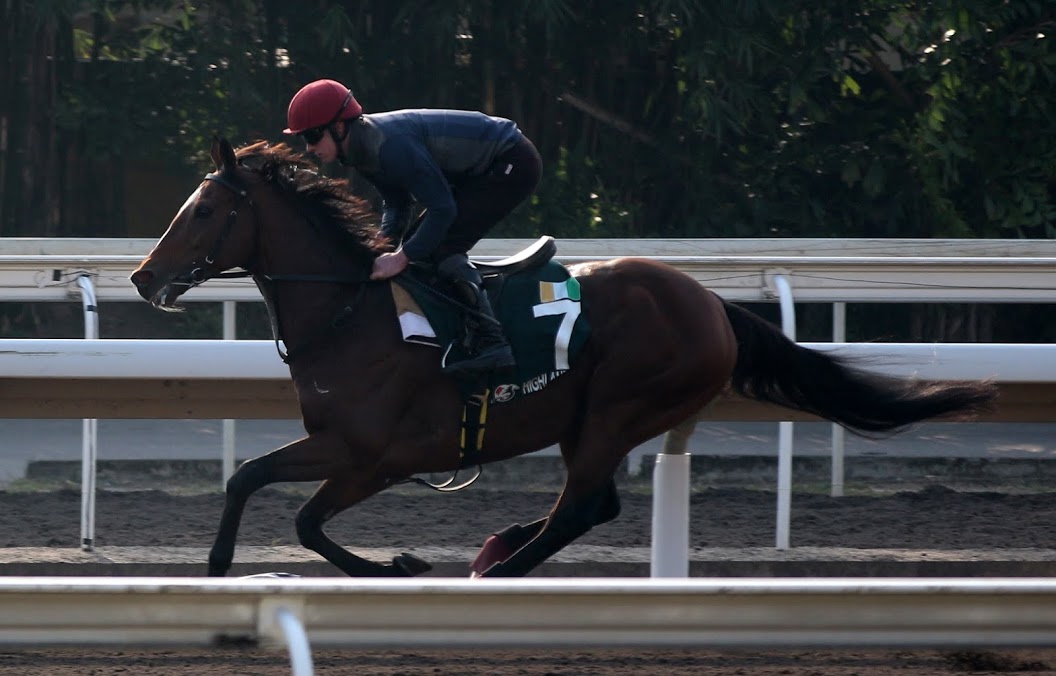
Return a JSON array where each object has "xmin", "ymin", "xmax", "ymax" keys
[{"xmin": 208, "ymin": 432, "xmax": 354, "ymax": 577}]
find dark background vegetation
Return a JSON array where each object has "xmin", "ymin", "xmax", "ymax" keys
[{"xmin": 1, "ymin": 1, "xmax": 1054, "ymax": 340}]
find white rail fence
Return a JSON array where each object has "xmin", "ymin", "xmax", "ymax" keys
[
  {"xmin": 4, "ymin": 577, "xmax": 1056, "ymax": 649},
  {"xmin": 9, "ymin": 576, "xmax": 1056, "ymax": 674},
  {"xmin": 3, "ymin": 238, "xmax": 1056, "ymax": 571},
  {"xmin": 5, "ymin": 237, "xmax": 1056, "ymax": 303}
]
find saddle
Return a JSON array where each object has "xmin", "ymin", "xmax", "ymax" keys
[
  {"xmin": 403, "ymin": 235, "xmax": 557, "ymax": 306},
  {"xmin": 395, "ymin": 235, "xmax": 589, "ymax": 398},
  {"xmin": 475, "ymin": 235, "xmax": 558, "ymax": 285}
]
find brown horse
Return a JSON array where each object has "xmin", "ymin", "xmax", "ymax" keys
[{"xmin": 130, "ymin": 137, "xmax": 996, "ymax": 578}]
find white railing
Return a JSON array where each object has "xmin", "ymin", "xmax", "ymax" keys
[
  {"xmin": 4, "ymin": 338, "xmax": 1053, "ymax": 382},
  {"xmin": 4, "ymin": 244, "xmax": 1056, "ymax": 303},
  {"xmin": 4, "ymin": 577, "xmax": 1056, "ymax": 648}
]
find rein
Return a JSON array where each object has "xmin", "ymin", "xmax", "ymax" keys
[{"xmin": 192, "ymin": 169, "xmax": 376, "ymax": 364}]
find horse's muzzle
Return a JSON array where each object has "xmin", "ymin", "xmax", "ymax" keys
[
  {"xmin": 129, "ymin": 268, "xmax": 153, "ymax": 296},
  {"xmin": 129, "ymin": 268, "xmax": 184, "ymax": 311}
]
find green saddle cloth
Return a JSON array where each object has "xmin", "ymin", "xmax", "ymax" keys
[{"xmin": 399, "ymin": 260, "xmax": 590, "ymax": 404}]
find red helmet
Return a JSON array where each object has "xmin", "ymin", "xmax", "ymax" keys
[{"xmin": 283, "ymin": 79, "xmax": 363, "ymax": 134}]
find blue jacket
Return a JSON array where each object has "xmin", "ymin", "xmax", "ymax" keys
[{"xmin": 345, "ymin": 109, "xmax": 522, "ymax": 260}]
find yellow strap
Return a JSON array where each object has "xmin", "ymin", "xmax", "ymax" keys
[
  {"xmin": 459, "ymin": 406, "xmax": 468, "ymax": 458},
  {"xmin": 476, "ymin": 389, "xmax": 490, "ymax": 449}
]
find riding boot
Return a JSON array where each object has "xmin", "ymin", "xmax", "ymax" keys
[{"xmin": 437, "ymin": 254, "xmax": 516, "ymax": 375}]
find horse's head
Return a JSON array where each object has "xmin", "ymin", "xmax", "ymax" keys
[
  {"xmin": 130, "ymin": 137, "xmax": 258, "ymax": 310},
  {"xmin": 131, "ymin": 137, "xmax": 386, "ymax": 311}
]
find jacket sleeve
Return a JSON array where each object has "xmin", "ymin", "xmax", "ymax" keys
[
  {"xmin": 376, "ymin": 185, "xmax": 413, "ymax": 244},
  {"xmin": 376, "ymin": 135, "xmax": 457, "ymax": 261}
]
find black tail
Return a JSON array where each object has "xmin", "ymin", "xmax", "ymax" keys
[{"xmin": 721, "ymin": 300, "xmax": 998, "ymax": 436}]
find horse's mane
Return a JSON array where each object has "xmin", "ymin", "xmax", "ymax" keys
[{"xmin": 234, "ymin": 140, "xmax": 389, "ymax": 259}]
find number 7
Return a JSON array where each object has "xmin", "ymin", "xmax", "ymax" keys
[{"xmin": 532, "ymin": 298, "xmax": 581, "ymax": 370}]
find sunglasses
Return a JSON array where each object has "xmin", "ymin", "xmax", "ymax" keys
[
  {"xmin": 299, "ymin": 89, "xmax": 355, "ymax": 146},
  {"xmin": 299, "ymin": 126, "xmax": 327, "ymax": 145}
]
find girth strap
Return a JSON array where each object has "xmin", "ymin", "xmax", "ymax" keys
[{"xmin": 399, "ymin": 384, "xmax": 489, "ymax": 493}]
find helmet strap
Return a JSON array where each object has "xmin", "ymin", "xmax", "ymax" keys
[{"xmin": 332, "ymin": 120, "xmax": 353, "ymax": 166}]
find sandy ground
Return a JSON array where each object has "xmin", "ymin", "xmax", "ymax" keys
[
  {"xmin": 2, "ymin": 646, "xmax": 1056, "ymax": 675},
  {"xmin": 2, "ymin": 483, "xmax": 1056, "ymax": 674},
  {"xmin": 1, "ymin": 483, "xmax": 1055, "ymax": 550}
]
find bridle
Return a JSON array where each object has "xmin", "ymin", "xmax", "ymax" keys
[
  {"xmin": 168, "ymin": 170, "xmax": 256, "ymax": 289},
  {"xmin": 170, "ymin": 164, "xmax": 375, "ymax": 365}
]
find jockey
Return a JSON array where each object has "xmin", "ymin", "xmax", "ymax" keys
[{"xmin": 283, "ymin": 78, "xmax": 542, "ymax": 376}]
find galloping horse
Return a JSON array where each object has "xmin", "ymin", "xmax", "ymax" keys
[{"xmin": 130, "ymin": 138, "xmax": 997, "ymax": 578}]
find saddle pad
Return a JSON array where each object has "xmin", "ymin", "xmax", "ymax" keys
[
  {"xmin": 391, "ymin": 282, "xmax": 440, "ymax": 347},
  {"xmin": 391, "ymin": 261, "xmax": 590, "ymax": 404}
]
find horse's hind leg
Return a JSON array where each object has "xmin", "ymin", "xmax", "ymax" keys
[
  {"xmin": 478, "ymin": 375, "xmax": 715, "ymax": 577},
  {"xmin": 294, "ymin": 476, "xmax": 432, "ymax": 577},
  {"xmin": 469, "ymin": 518, "xmax": 545, "ymax": 575},
  {"xmin": 470, "ymin": 478, "xmax": 620, "ymax": 576},
  {"xmin": 208, "ymin": 431, "xmax": 354, "ymax": 577},
  {"xmin": 478, "ymin": 459, "xmax": 624, "ymax": 579}
]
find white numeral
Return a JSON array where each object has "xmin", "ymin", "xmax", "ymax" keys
[{"xmin": 532, "ymin": 298, "xmax": 581, "ymax": 370}]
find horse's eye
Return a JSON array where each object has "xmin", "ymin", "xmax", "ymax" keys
[{"xmin": 194, "ymin": 204, "xmax": 213, "ymax": 218}]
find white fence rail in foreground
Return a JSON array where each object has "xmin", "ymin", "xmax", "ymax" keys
[{"xmin": 4, "ymin": 577, "xmax": 1056, "ymax": 648}]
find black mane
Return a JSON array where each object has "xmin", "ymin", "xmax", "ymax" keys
[{"xmin": 234, "ymin": 140, "xmax": 390, "ymax": 259}]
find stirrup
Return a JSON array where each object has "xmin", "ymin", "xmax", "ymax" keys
[{"xmin": 443, "ymin": 345, "xmax": 516, "ymax": 375}]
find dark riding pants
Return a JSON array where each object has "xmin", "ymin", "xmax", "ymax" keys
[{"xmin": 428, "ymin": 136, "xmax": 543, "ymax": 263}]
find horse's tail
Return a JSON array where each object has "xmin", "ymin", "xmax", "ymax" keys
[{"xmin": 721, "ymin": 299, "xmax": 997, "ymax": 436}]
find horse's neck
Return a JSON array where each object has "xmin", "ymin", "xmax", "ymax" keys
[
  {"xmin": 261, "ymin": 277, "xmax": 394, "ymax": 370},
  {"xmin": 253, "ymin": 198, "xmax": 374, "ymax": 352}
]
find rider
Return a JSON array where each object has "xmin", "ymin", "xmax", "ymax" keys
[{"xmin": 283, "ymin": 78, "xmax": 542, "ymax": 376}]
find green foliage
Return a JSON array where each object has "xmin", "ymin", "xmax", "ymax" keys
[
  {"xmin": 904, "ymin": 0, "xmax": 1056, "ymax": 237},
  {"xmin": 3, "ymin": 0, "xmax": 1054, "ymax": 240}
]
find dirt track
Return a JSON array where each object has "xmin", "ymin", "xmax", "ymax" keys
[
  {"xmin": 2, "ymin": 483, "xmax": 1056, "ymax": 674},
  {"xmin": 3, "ymin": 483, "xmax": 1056, "ymax": 551},
  {"xmin": 3, "ymin": 646, "xmax": 1056, "ymax": 675}
]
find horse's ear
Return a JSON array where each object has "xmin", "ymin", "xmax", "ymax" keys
[
  {"xmin": 210, "ymin": 136, "xmax": 223, "ymax": 171},
  {"xmin": 209, "ymin": 136, "xmax": 237, "ymax": 172}
]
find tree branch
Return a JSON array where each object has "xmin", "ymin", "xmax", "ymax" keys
[
  {"xmin": 557, "ymin": 91, "xmax": 655, "ymax": 145},
  {"xmin": 864, "ymin": 49, "xmax": 918, "ymax": 110}
]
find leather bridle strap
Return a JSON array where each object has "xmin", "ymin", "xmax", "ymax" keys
[
  {"xmin": 200, "ymin": 171, "xmax": 250, "ymax": 279},
  {"xmin": 170, "ymin": 171, "xmax": 253, "ymax": 287}
]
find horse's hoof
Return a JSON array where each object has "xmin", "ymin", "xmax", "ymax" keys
[
  {"xmin": 469, "ymin": 534, "xmax": 513, "ymax": 575},
  {"xmin": 393, "ymin": 552, "xmax": 432, "ymax": 577}
]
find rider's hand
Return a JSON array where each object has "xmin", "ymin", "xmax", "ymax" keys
[{"xmin": 370, "ymin": 250, "xmax": 410, "ymax": 280}]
